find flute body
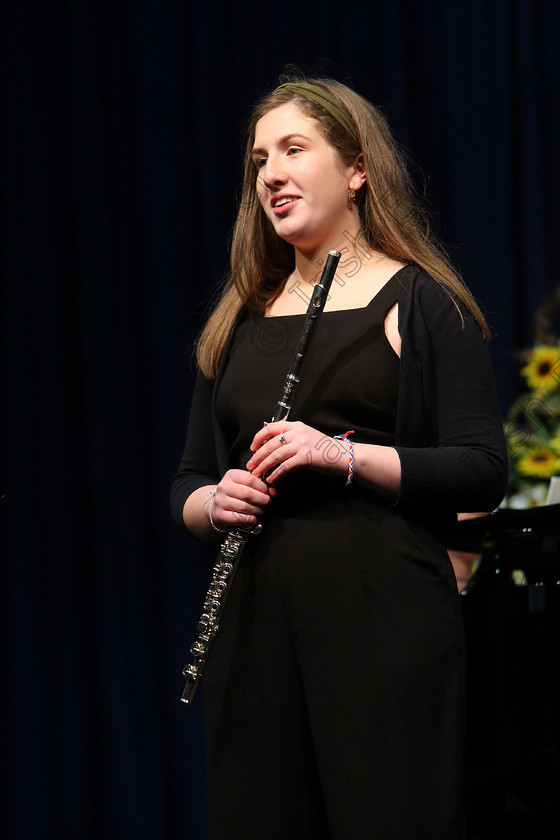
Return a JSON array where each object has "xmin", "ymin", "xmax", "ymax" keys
[{"xmin": 181, "ymin": 249, "xmax": 341, "ymax": 705}]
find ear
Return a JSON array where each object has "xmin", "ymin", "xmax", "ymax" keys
[{"xmin": 349, "ymin": 153, "xmax": 367, "ymax": 191}]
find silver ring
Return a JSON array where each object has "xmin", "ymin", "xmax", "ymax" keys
[{"xmin": 279, "ymin": 432, "xmax": 287, "ymax": 445}]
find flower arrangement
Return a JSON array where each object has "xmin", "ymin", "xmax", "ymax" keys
[{"xmin": 503, "ymin": 342, "xmax": 560, "ymax": 507}]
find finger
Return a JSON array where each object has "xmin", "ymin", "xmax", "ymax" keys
[
  {"xmin": 250, "ymin": 421, "xmax": 290, "ymax": 451},
  {"xmin": 248, "ymin": 438, "xmax": 288, "ymax": 474},
  {"xmin": 252, "ymin": 445, "xmax": 296, "ymax": 480},
  {"xmin": 247, "ymin": 433, "xmax": 291, "ymax": 472},
  {"xmin": 212, "ymin": 500, "xmax": 261, "ymax": 530},
  {"xmin": 223, "ymin": 500, "xmax": 265, "ymax": 519},
  {"xmin": 213, "ymin": 510, "xmax": 258, "ymax": 530},
  {"xmin": 225, "ymin": 468, "xmax": 268, "ymax": 489},
  {"xmin": 244, "ymin": 473, "xmax": 272, "ymax": 494},
  {"xmin": 230, "ymin": 511, "xmax": 258, "ymax": 527},
  {"xmin": 264, "ymin": 457, "xmax": 295, "ymax": 484},
  {"xmin": 221, "ymin": 471, "xmax": 270, "ymax": 498},
  {"xmin": 217, "ymin": 484, "xmax": 271, "ymax": 511},
  {"xmin": 221, "ymin": 488, "xmax": 275, "ymax": 525}
]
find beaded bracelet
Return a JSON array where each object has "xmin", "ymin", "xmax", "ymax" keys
[{"xmin": 334, "ymin": 430, "xmax": 355, "ymax": 486}]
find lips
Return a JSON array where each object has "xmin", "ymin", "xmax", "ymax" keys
[{"xmin": 271, "ymin": 194, "xmax": 300, "ymax": 214}]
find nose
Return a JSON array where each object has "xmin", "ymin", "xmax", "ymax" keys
[{"xmin": 259, "ymin": 155, "xmax": 287, "ymax": 191}]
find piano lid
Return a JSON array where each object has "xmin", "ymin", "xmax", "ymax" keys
[{"xmin": 443, "ymin": 504, "xmax": 560, "ymax": 553}]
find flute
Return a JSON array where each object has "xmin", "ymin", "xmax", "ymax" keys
[{"xmin": 181, "ymin": 249, "xmax": 341, "ymax": 705}]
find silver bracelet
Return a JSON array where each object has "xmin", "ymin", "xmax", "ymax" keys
[{"xmin": 202, "ymin": 489, "xmax": 226, "ymax": 533}]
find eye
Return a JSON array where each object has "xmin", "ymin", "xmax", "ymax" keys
[
  {"xmin": 287, "ymin": 146, "xmax": 303, "ymax": 156},
  {"xmin": 255, "ymin": 157, "xmax": 267, "ymax": 169}
]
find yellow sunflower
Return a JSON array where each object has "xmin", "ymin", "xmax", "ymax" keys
[
  {"xmin": 520, "ymin": 344, "xmax": 560, "ymax": 393},
  {"xmin": 517, "ymin": 446, "xmax": 560, "ymax": 479}
]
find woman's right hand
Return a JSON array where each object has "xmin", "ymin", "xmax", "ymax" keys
[{"xmin": 211, "ymin": 469, "xmax": 276, "ymax": 530}]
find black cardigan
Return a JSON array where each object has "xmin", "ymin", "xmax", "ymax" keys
[{"xmin": 171, "ymin": 266, "xmax": 508, "ymax": 530}]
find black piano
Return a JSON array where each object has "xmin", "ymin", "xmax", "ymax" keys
[{"xmin": 445, "ymin": 504, "xmax": 560, "ymax": 837}]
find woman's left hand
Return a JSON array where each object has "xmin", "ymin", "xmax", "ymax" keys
[{"xmin": 246, "ymin": 421, "xmax": 349, "ymax": 484}]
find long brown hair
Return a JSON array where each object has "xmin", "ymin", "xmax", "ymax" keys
[{"xmin": 196, "ymin": 74, "xmax": 490, "ymax": 378}]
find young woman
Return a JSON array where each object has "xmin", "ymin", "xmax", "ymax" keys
[{"xmin": 171, "ymin": 76, "xmax": 508, "ymax": 840}]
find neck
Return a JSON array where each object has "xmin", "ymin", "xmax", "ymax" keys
[{"xmin": 292, "ymin": 223, "xmax": 380, "ymax": 287}]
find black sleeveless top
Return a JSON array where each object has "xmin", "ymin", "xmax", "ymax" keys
[{"xmin": 215, "ymin": 272, "xmax": 402, "ymax": 476}]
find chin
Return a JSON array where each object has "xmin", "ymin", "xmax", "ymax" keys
[{"xmin": 274, "ymin": 224, "xmax": 316, "ymax": 249}]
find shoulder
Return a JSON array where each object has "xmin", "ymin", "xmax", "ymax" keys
[
  {"xmin": 396, "ymin": 265, "xmax": 458, "ymax": 309},
  {"xmin": 396, "ymin": 265, "xmax": 471, "ymax": 336}
]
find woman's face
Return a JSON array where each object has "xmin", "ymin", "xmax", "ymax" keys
[{"xmin": 252, "ymin": 102, "xmax": 360, "ymax": 255}]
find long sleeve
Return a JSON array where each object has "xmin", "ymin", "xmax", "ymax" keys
[
  {"xmin": 394, "ymin": 270, "xmax": 508, "ymax": 517},
  {"xmin": 170, "ymin": 370, "xmax": 221, "ymax": 528},
  {"xmin": 170, "ymin": 310, "xmax": 245, "ymax": 529}
]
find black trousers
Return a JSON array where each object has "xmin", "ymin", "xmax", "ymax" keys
[{"xmin": 204, "ymin": 503, "xmax": 466, "ymax": 840}]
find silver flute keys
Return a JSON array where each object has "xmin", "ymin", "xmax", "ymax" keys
[{"xmin": 181, "ymin": 527, "xmax": 252, "ymax": 703}]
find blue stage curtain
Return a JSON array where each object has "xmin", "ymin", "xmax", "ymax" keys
[{"xmin": 2, "ymin": 1, "xmax": 559, "ymax": 837}]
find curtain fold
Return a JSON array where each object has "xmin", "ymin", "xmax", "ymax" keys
[{"xmin": 2, "ymin": 1, "xmax": 559, "ymax": 837}]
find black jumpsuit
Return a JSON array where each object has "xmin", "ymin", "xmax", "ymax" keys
[{"xmin": 203, "ymin": 272, "xmax": 465, "ymax": 840}]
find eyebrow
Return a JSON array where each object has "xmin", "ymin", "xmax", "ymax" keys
[{"xmin": 251, "ymin": 133, "xmax": 313, "ymax": 158}]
